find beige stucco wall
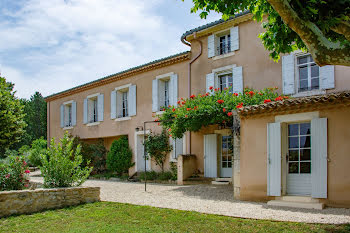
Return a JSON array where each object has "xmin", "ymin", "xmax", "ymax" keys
[{"xmin": 239, "ymin": 106, "xmax": 350, "ymax": 207}]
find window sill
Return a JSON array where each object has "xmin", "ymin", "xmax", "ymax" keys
[
  {"xmin": 63, "ymin": 126, "xmax": 73, "ymax": 130},
  {"xmin": 115, "ymin": 116, "xmax": 131, "ymax": 122},
  {"xmin": 212, "ymin": 51, "xmax": 235, "ymax": 60},
  {"xmin": 86, "ymin": 122, "xmax": 100, "ymax": 127},
  {"xmin": 292, "ymin": 89, "xmax": 326, "ymax": 98},
  {"xmin": 155, "ymin": 111, "xmax": 165, "ymax": 115}
]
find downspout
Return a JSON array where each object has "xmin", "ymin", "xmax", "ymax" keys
[
  {"xmin": 47, "ymin": 101, "xmax": 50, "ymax": 147},
  {"xmin": 181, "ymin": 32, "xmax": 202, "ymax": 155}
]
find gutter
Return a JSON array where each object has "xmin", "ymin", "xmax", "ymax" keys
[{"xmin": 182, "ymin": 32, "xmax": 202, "ymax": 155}]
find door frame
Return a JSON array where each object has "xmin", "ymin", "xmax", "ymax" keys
[{"xmin": 134, "ymin": 130, "xmax": 151, "ymax": 172}]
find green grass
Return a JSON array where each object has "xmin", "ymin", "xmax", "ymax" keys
[{"xmin": 1, "ymin": 202, "xmax": 349, "ymax": 233}]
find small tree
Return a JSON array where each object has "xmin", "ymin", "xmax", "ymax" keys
[
  {"xmin": 40, "ymin": 132, "xmax": 92, "ymax": 188},
  {"xmin": 28, "ymin": 137, "xmax": 47, "ymax": 167},
  {"xmin": 144, "ymin": 130, "xmax": 172, "ymax": 172},
  {"xmin": 106, "ymin": 137, "xmax": 134, "ymax": 176}
]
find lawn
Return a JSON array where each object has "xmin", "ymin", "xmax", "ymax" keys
[{"xmin": 0, "ymin": 202, "xmax": 349, "ymax": 233}]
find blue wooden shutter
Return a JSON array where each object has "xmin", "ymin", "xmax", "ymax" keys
[
  {"xmin": 320, "ymin": 66, "xmax": 335, "ymax": 90},
  {"xmin": 206, "ymin": 73, "xmax": 215, "ymax": 93},
  {"xmin": 282, "ymin": 54, "xmax": 295, "ymax": 95},
  {"xmin": 97, "ymin": 94, "xmax": 104, "ymax": 122},
  {"xmin": 230, "ymin": 26, "xmax": 239, "ymax": 51},
  {"xmin": 232, "ymin": 66, "xmax": 243, "ymax": 93},
  {"xmin": 60, "ymin": 104, "xmax": 64, "ymax": 128},
  {"xmin": 267, "ymin": 122, "xmax": 281, "ymax": 196},
  {"xmin": 128, "ymin": 85, "xmax": 137, "ymax": 116},
  {"xmin": 208, "ymin": 35, "xmax": 215, "ymax": 58},
  {"xmin": 311, "ymin": 118, "xmax": 328, "ymax": 198},
  {"xmin": 170, "ymin": 74, "xmax": 178, "ymax": 107},
  {"xmin": 71, "ymin": 101, "xmax": 77, "ymax": 126},
  {"xmin": 83, "ymin": 98, "xmax": 88, "ymax": 124},
  {"xmin": 111, "ymin": 90, "xmax": 117, "ymax": 119},
  {"xmin": 152, "ymin": 79, "xmax": 158, "ymax": 112}
]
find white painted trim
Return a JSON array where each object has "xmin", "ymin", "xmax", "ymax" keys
[
  {"xmin": 212, "ymin": 64, "xmax": 236, "ymax": 74},
  {"xmin": 63, "ymin": 126, "xmax": 73, "ymax": 130},
  {"xmin": 156, "ymin": 110, "xmax": 165, "ymax": 115},
  {"xmin": 115, "ymin": 116, "xmax": 131, "ymax": 122},
  {"xmin": 292, "ymin": 90, "xmax": 326, "ymax": 98},
  {"xmin": 87, "ymin": 93, "xmax": 100, "ymax": 99},
  {"xmin": 86, "ymin": 121, "xmax": 101, "ymax": 127},
  {"xmin": 63, "ymin": 100, "xmax": 74, "ymax": 105},
  {"xmin": 156, "ymin": 72, "xmax": 174, "ymax": 80},
  {"xmin": 115, "ymin": 83, "xmax": 131, "ymax": 91},
  {"xmin": 275, "ymin": 112, "xmax": 319, "ymax": 123},
  {"xmin": 214, "ymin": 27, "xmax": 231, "ymax": 35},
  {"xmin": 134, "ymin": 130, "xmax": 151, "ymax": 172},
  {"xmin": 212, "ymin": 52, "xmax": 235, "ymax": 60}
]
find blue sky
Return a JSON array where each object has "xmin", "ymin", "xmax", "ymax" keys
[{"xmin": 0, "ymin": 0, "xmax": 222, "ymax": 98}]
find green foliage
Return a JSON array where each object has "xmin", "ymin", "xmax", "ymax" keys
[
  {"xmin": 72, "ymin": 137, "xmax": 108, "ymax": 174},
  {"xmin": 139, "ymin": 170, "xmax": 176, "ymax": 181},
  {"xmin": 139, "ymin": 171, "xmax": 159, "ymax": 180},
  {"xmin": 188, "ymin": 0, "xmax": 350, "ymax": 62},
  {"xmin": 170, "ymin": 162, "xmax": 177, "ymax": 181},
  {"xmin": 159, "ymin": 87, "xmax": 286, "ymax": 138},
  {"xmin": 0, "ymin": 77, "xmax": 26, "ymax": 157},
  {"xmin": 0, "ymin": 156, "xmax": 30, "ymax": 191},
  {"xmin": 144, "ymin": 130, "xmax": 173, "ymax": 172},
  {"xmin": 40, "ymin": 132, "xmax": 92, "ymax": 188},
  {"xmin": 106, "ymin": 137, "xmax": 134, "ymax": 175},
  {"xmin": 28, "ymin": 137, "xmax": 47, "ymax": 167}
]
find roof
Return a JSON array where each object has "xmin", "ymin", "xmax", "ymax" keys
[
  {"xmin": 181, "ymin": 11, "xmax": 250, "ymax": 42},
  {"xmin": 45, "ymin": 51, "xmax": 190, "ymax": 101},
  {"xmin": 238, "ymin": 91, "xmax": 350, "ymax": 118}
]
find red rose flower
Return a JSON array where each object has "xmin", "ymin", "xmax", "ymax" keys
[
  {"xmin": 227, "ymin": 112, "xmax": 233, "ymax": 117},
  {"xmin": 209, "ymin": 86, "xmax": 214, "ymax": 90},
  {"xmin": 275, "ymin": 96, "xmax": 283, "ymax": 101},
  {"xmin": 177, "ymin": 100, "xmax": 181, "ymax": 104},
  {"xmin": 186, "ymin": 108, "xmax": 191, "ymax": 111},
  {"xmin": 172, "ymin": 108, "xmax": 176, "ymax": 112},
  {"xmin": 190, "ymin": 94, "xmax": 195, "ymax": 99},
  {"xmin": 157, "ymin": 123, "xmax": 160, "ymax": 126},
  {"xmin": 283, "ymin": 96, "xmax": 289, "ymax": 99},
  {"xmin": 233, "ymin": 93, "xmax": 238, "ymax": 96},
  {"xmin": 185, "ymin": 115, "xmax": 188, "ymax": 118},
  {"xmin": 5, "ymin": 174, "xmax": 10, "ymax": 179},
  {"xmin": 23, "ymin": 161, "xmax": 27, "ymax": 166},
  {"xmin": 169, "ymin": 134, "xmax": 172, "ymax": 137},
  {"xmin": 264, "ymin": 99, "xmax": 271, "ymax": 104},
  {"xmin": 181, "ymin": 101, "xmax": 186, "ymax": 105},
  {"xmin": 236, "ymin": 105, "xmax": 243, "ymax": 109},
  {"xmin": 258, "ymin": 92, "xmax": 263, "ymax": 95},
  {"xmin": 223, "ymin": 108, "xmax": 226, "ymax": 112},
  {"xmin": 205, "ymin": 93, "xmax": 209, "ymax": 96},
  {"xmin": 168, "ymin": 128, "xmax": 171, "ymax": 132},
  {"xmin": 155, "ymin": 118, "xmax": 159, "ymax": 122},
  {"xmin": 248, "ymin": 91, "xmax": 254, "ymax": 97},
  {"xmin": 217, "ymin": 99, "xmax": 224, "ymax": 104},
  {"xmin": 25, "ymin": 170, "xmax": 30, "ymax": 174}
]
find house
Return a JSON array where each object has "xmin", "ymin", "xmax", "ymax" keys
[{"xmin": 45, "ymin": 12, "xmax": 350, "ymax": 208}]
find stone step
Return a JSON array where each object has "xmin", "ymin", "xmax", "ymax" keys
[
  {"xmin": 277, "ymin": 196, "xmax": 320, "ymax": 203},
  {"xmin": 267, "ymin": 200, "xmax": 324, "ymax": 210},
  {"xmin": 215, "ymin": 177, "xmax": 232, "ymax": 182},
  {"xmin": 211, "ymin": 180, "xmax": 230, "ymax": 185}
]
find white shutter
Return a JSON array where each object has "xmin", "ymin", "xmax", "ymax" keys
[
  {"xmin": 282, "ymin": 54, "xmax": 295, "ymax": 95},
  {"xmin": 71, "ymin": 101, "xmax": 77, "ymax": 126},
  {"xmin": 208, "ymin": 34, "xmax": 215, "ymax": 58},
  {"xmin": 320, "ymin": 65, "xmax": 335, "ymax": 90},
  {"xmin": 83, "ymin": 98, "xmax": 88, "ymax": 124},
  {"xmin": 158, "ymin": 80, "xmax": 165, "ymax": 109},
  {"xmin": 311, "ymin": 118, "xmax": 328, "ymax": 198},
  {"xmin": 116, "ymin": 91, "xmax": 123, "ymax": 118},
  {"xmin": 60, "ymin": 104, "xmax": 64, "ymax": 128},
  {"xmin": 152, "ymin": 79, "xmax": 158, "ymax": 112},
  {"xmin": 97, "ymin": 94, "xmax": 104, "ymax": 122},
  {"xmin": 204, "ymin": 134, "xmax": 217, "ymax": 178},
  {"xmin": 206, "ymin": 73, "xmax": 215, "ymax": 93},
  {"xmin": 232, "ymin": 66, "xmax": 243, "ymax": 93},
  {"xmin": 267, "ymin": 122, "xmax": 281, "ymax": 196},
  {"xmin": 110, "ymin": 90, "xmax": 117, "ymax": 119},
  {"xmin": 170, "ymin": 74, "xmax": 178, "ymax": 107},
  {"xmin": 230, "ymin": 26, "xmax": 239, "ymax": 51},
  {"xmin": 128, "ymin": 85, "xmax": 137, "ymax": 116},
  {"xmin": 172, "ymin": 138, "xmax": 183, "ymax": 160}
]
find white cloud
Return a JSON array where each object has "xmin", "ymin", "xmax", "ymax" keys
[{"xmin": 0, "ymin": 0, "xmax": 222, "ymax": 98}]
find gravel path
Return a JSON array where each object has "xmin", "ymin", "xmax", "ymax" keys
[{"xmin": 30, "ymin": 176, "xmax": 350, "ymax": 224}]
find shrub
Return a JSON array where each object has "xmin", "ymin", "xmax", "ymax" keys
[
  {"xmin": 170, "ymin": 162, "xmax": 177, "ymax": 181},
  {"xmin": 106, "ymin": 137, "xmax": 134, "ymax": 176},
  {"xmin": 40, "ymin": 132, "xmax": 92, "ymax": 188},
  {"xmin": 28, "ymin": 137, "xmax": 47, "ymax": 167},
  {"xmin": 0, "ymin": 156, "xmax": 30, "ymax": 191},
  {"xmin": 144, "ymin": 130, "xmax": 172, "ymax": 172},
  {"xmin": 158, "ymin": 171, "xmax": 173, "ymax": 181},
  {"xmin": 139, "ymin": 171, "xmax": 158, "ymax": 180}
]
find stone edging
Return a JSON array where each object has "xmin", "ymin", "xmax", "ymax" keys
[{"xmin": 0, "ymin": 186, "xmax": 100, "ymax": 218}]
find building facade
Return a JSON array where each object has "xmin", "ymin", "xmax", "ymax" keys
[{"xmin": 46, "ymin": 12, "xmax": 350, "ymax": 207}]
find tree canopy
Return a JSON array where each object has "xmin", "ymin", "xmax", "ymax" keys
[
  {"xmin": 189, "ymin": 0, "xmax": 350, "ymax": 66},
  {"xmin": 0, "ymin": 77, "xmax": 26, "ymax": 157}
]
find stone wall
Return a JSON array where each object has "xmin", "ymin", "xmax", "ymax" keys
[
  {"xmin": 0, "ymin": 186, "xmax": 100, "ymax": 218},
  {"xmin": 177, "ymin": 154, "xmax": 197, "ymax": 185}
]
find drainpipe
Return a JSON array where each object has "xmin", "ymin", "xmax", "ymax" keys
[
  {"xmin": 181, "ymin": 32, "xmax": 202, "ymax": 155},
  {"xmin": 47, "ymin": 101, "xmax": 50, "ymax": 147}
]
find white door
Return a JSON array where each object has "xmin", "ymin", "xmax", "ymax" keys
[
  {"xmin": 220, "ymin": 135, "xmax": 233, "ymax": 177},
  {"xmin": 286, "ymin": 122, "xmax": 312, "ymax": 196},
  {"xmin": 204, "ymin": 134, "xmax": 217, "ymax": 178},
  {"xmin": 136, "ymin": 135, "xmax": 150, "ymax": 172}
]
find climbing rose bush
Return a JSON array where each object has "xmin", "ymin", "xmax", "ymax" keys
[
  {"xmin": 159, "ymin": 87, "xmax": 288, "ymax": 138},
  {"xmin": 0, "ymin": 156, "xmax": 30, "ymax": 191}
]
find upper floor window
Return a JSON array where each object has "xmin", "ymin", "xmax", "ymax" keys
[
  {"xmin": 111, "ymin": 84, "xmax": 137, "ymax": 120},
  {"xmin": 297, "ymin": 55, "xmax": 319, "ymax": 92},
  {"xmin": 218, "ymin": 34, "xmax": 231, "ymax": 55},
  {"xmin": 164, "ymin": 79, "xmax": 170, "ymax": 108},
  {"xmin": 60, "ymin": 100, "xmax": 76, "ymax": 128},
  {"xmin": 152, "ymin": 73, "xmax": 178, "ymax": 112},
  {"xmin": 83, "ymin": 93, "xmax": 104, "ymax": 125},
  {"xmin": 219, "ymin": 73, "xmax": 233, "ymax": 93}
]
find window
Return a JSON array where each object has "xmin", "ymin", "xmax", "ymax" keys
[
  {"xmin": 152, "ymin": 73, "xmax": 178, "ymax": 113},
  {"xmin": 60, "ymin": 101, "xmax": 76, "ymax": 128},
  {"xmin": 88, "ymin": 97, "xmax": 98, "ymax": 123},
  {"xmin": 219, "ymin": 73, "xmax": 233, "ymax": 93},
  {"xmin": 297, "ymin": 55, "xmax": 320, "ymax": 92},
  {"xmin": 120, "ymin": 91, "xmax": 128, "ymax": 118},
  {"xmin": 288, "ymin": 122, "xmax": 311, "ymax": 174},
  {"xmin": 164, "ymin": 80, "xmax": 170, "ymax": 108},
  {"xmin": 64, "ymin": 104, "xmax": 72, "ymax": 127},
  {"xmin": 218, "ymin": 34, "xmax": 231, "ymax": 55},
  {"xmin": 221, "ymin": 136, "xmax": 233, "ymax": 169}
]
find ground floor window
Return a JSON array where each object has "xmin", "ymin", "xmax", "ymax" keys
[{"xmin": 221, "ymin": 135, "xmax": 233, "ymax": 169}]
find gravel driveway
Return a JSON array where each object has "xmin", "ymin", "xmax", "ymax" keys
[{"xmin": 30, "ymin": 176, "xmax": 350, "ymax": 224}]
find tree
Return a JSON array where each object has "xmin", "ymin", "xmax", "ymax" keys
[
  {"xmin": 188, "ymin": 0, "xmax": 350, "ymax": 66},
  {"xmin": 106, "ymin": 137, "xmax": 134, "ymax": 176},
  {"xmin": 0, "ymin": 77, "xmax": 26, "ymax": 157}
]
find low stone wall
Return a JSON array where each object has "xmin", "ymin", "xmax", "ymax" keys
[
  {"xmin": 0, "ymin": 186, "xmax": 100, "ymax": 218},
  {"xmin": 177, "ymin": 154, "xmax": 197, "ymax": 185}
]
